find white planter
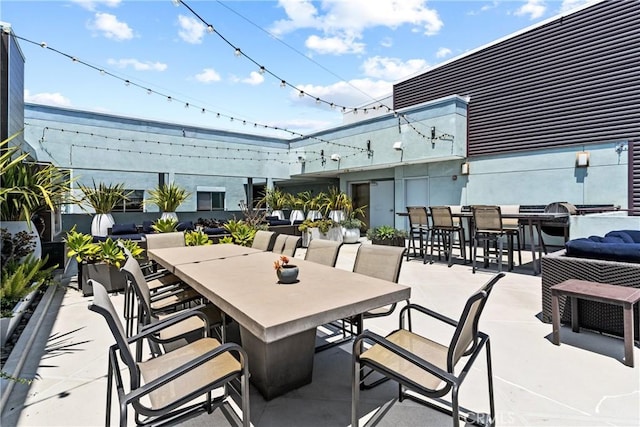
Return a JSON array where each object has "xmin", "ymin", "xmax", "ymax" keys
[
  {"xmin": 329, "ymin": 210, "xmax": 345, "ymax": 223},
  {"xmin": 301, "ymin": 231, "xmax": 312, "ymax": 248},
  {"xmin": 161, "ymin": 212, "xmax": 179, "ymax": 221},
  {"xmin": 306, "ymin": 210, "xmax": 322, "ymax": 221},
  {"xmin": 343, "ymin": 227, "xmax": 361, "ymax": 244},
  {"xmin": 309, "ymin": 226, "xmax": 343, "ymax": 243},
  {"xmin": 290, "ymin": 210, "xmax": 305, "ymax": 224},
  {"xmin": 2, "ymin": 220, "xmax": 42, "ymax": 260},
  {"xmin": 270, "ymin": 210, "xmax": 285, "ymax": 220},
  {"xmin": 0, "ymin": 287, "xmax": 39, "ymax": 347},
  {"xmin": 91, "ymin": 213, "xmax": 115, "ymax": 237}
]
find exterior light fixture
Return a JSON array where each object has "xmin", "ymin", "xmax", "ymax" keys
[
  {"xmin": 575, "ymin": 151, "xmax": 590, "ymax": 167},
  {"xmin": 461, "ymin": 162, "xmax": 470, "ymax": 175},
  {"xmin": 393, "ymin": 141, "xmax": 403, "ymax": 151},
  {"xmin": 330, "ymin": 153, "xmax": 341, "ymax": 162}
]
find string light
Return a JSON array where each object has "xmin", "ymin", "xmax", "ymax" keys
[
  {"xmin": 207, "ymin": 25, "xmax": 214, "ymax": 33},
  {"xmin": 280, "ymin": 80, "xmax": 286, "ymax": 88},
  {"xmin": 234, "ymin": 48, "xmax": 241, "ymax": 57},
  {"xmin": 259, "ymin": 66, "xmax": 266, "ymax": 74}
]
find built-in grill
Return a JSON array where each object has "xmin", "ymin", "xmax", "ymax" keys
[{"xmin": 541, "ymin": 202, "xmax": 576, "ymax": 241}]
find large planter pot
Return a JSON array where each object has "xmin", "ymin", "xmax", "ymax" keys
[
  {"xmin": 290, "ymin": 210, "xmax": 305, "ymax": 224},
  {"xmin": 372, "ymin": 237, "xmax": 406, "ymax": 247},
  {"xmin": 342, "ymin": 227, "xmax": 361, "ymax": 244},
  {"xmin": 91, "ymin": 213, "xmax": 115, "ymax": 237},
  {"xmin": 306, "ymin": 210, "xmax": 322, "ymax": 221},
  {"xmin": 310, "ymin": 226, "xmax": 343, "ymax": 243},
  {"xmin": 270, "ymin": 210, "xmax": 285, "ymax": 220},
  {"xmin": 1, "ymin": 220, "xmax": 42, "ymax": 260},
  {"xmin": 83, "ymin": 262, "xmax": 127, "ymax": 296},
  {"xmin": 301, "ymin": 231, "xmax": 312, "ymax": 248},
  {"xmin": 0, "ymin": 286, "xmax": 40, "ymax": 347},
  {"xmin": 328, "ymin": 210, "xmax": 345, "ymax": 223},
  {"xmin": 161, "ymin": 212, "xmax": 179, "ymax": 221}
]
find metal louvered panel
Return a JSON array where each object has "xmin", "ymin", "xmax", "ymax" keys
[
  {"xmin": 393, "ymin": 1, "xmax": 640, "ymax": 157},
  {"xmin": 631, "ymin": 140, "xmax": 640, "ymax": 214}
]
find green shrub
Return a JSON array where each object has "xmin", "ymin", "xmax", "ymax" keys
[{"xmin": 1, "ymin": 254, "xmax": 54, "ymax": 317}]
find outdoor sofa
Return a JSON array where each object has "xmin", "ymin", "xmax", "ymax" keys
[{"xmin": 541, "ymin": 230, "xmax": 640, "ymax": 339}]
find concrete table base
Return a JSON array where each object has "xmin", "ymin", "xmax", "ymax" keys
[{"xmin": 240, "ymin": 327, "xmax": 316, "ymax": 400}]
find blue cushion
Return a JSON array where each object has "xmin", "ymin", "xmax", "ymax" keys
[
  {"xmin": 268, "ymin": 219, "xmax": 291, "ymax": 226},
  {"xmin": 605, "ymin": 230, "xmax": 638, "ymax": 244},
  {"xmin": 142, "ymin": 220, "xmax": 154, "ymax": 234},
  {"xmin": 176, "ymin": 221, "xmax": 194, "ymax": 231},
  {"xmin": 566, "ymin": 238, "xmax": 640, "ymax": 263},
  {"xmin": 203, "ymin": 227, "xmax": 227, "ymax": 235},
  {"xmin": 265, "ymin": 216, "xmax": 279, "ymax": 221},
  {"xmin": 111, "ymin": 223, "xmax": 137, "ymax": 235},
  {"xmin": 109, "ymin": 233, "xmax": 144, "ymax": 241}
]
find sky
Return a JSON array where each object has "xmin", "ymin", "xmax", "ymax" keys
[{"xmin": 1, "ymin": 0, "xmax": 596, "ymax": 138}]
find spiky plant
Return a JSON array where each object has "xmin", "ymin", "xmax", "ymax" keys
[
  {"xmin": 78, "ymin": 180, "xmax": 130, "ymax": 214},
  {"xmin": 146, "ymin": 183, "xmax": 190, "ymax": 212}
]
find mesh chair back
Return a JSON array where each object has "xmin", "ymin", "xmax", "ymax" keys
[
  {"xmin": 499, "ymin": 205, "xmax": 520, "ymax": 227},
  {"xmin": 407, "ymin": 206, "xmax": 429, "ymax": 227},
  {"xmin": 88, "ymin": 280, "xmax": 138, "ymax": 378},
  {"xmin": 252, "ymin": 230, "xmax": 276, "ymax": 251},
  {"xmin": 272, "ymin": 234, "xmax": 287, "ymax": 254},
  {"xmin": 430, "ymin": 206, "xmax": 454, "ymax": 228},
  {"xmin": 304, "ymin": 239, "xmax": 342, "ymax": 267},
  {"xmin": 121, "ymin": 255, "xmax": 153, "ymax": 320},
  {"xmin": 146, "ymin": 232, "xmax": 185, "ymax": 250},
  {"xmin": 281, "ymin": 236, "xmax": 301, "ymax": 257},
  {"xmin": 448, "ymin": 273, "xmax": 503, "ymax": 371},
  {"xmin": 353, "ymin": 244, "xmax": 404, "ymax": 283},
  {"xmin": 472, "ymin": 205, "xmax": 503, "ymax": 232}
]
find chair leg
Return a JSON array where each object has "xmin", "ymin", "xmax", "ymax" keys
[
  {"xmin": 472, "ymin": 237, "xmax": 477, "ymax": 273},
  {"xmin": 106, "ymin": 358, "xmax": 113, "ymax": 427},
  {"xmin": 241, "ymin": 369, "xmax": 251, "ymax": 427},
  {"xmin": 352, "ymin": 357, "xmax": 361, "ymax": 427},
  {"xmin": 451, "ymin": 383, "xmax": 461, "ymax": 427},
  {"xmin": 459, "ymin": 229, "xmax": 467, "ymax": 264},
  {"xmin": 486, "ymin": 339, "xmax": 496, "ymax": 427}
]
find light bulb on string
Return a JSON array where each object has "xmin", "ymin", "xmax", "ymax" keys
[
  {"xmin": 234, "ymin": 48, "xmax": 241, "ymax": 57},
  {"xmin": 71, "ymin": 57, "xmax": 78, "ymax": 62},
  {"xmin": 184, "ymin": 103, "xmax": 189, "ymax": 108},
  {"xmin": 259, "ymin": 66, "xmax": 266, "ymax": 74},
  {"xmin": 298, "ymin": 90, "xmax": 304, "ymax": 97},
  {"xmin": 201, "ymin": 108, "xmax": 205, "ymax": 114},
  {"xmin": 99, "ymin": 69, "xmax": 105, "ymax": 75},
  {"xmin": 124, "ymin": 80, "xmax": 130, "ymax": 86},
  {"xmin": 280, "ymin": 80, "xmax": 286, "ymax": 88},
  {"xmin": 146, "ymin": 88, "xmax": 152, "ymax": 95},
  {"xmin": 207, "ymin": 25, "xmax": 214, "ymax": 33},
  {"xmin": 315, "ymin": 98, "xmax": 321, "ymax": 104},
  {"xmin": 40, "ymin": 42, "xmax": 47, "ymax": 48},
  {"xmin": 167, "ymin": 96, "xmax": 172, "ymax": 102}
]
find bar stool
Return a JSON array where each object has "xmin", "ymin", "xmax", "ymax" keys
[
  {"xmin": 429, "ymin": 206, "xmax": 466, "ymax": 266},
  {"xmin": 406, "ymin": 206, "xmax": 430, "ymax": 261}
]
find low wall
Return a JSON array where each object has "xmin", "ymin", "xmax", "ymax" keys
[{"xmin": 570, "ymin": 212, "xmax": 640, "ymax": 239}]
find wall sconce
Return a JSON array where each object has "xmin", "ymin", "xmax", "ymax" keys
[
  {"xmin": 575, "ymin": 151, "xmax": 590, "ymax": 168},
  {"xmin": 330, "ymin": 153, "xmax": 341, "ymax": 162},
  {"xmin": 461, "ymin": 162, "xmax": 470, "ymax": 175},
  {"xmin": 366, "ymin": 140, "xmax": 373, "ymax": 158},
  {"xmin": 392, "ymin": 141, "xmax": 403, "ymax": 151}
]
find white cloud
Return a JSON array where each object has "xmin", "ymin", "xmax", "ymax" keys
[
  {"xmin": 177, "ymin": 15, "xmax": 205, "ymax": 44},
  {"xmin": 89, "ymin": 12, "xmax": 133, "ymax": 40},
  {"xmin": 467, "ymin": 1, "xmax": 499, "ymax": 16},
  {"xmin": 362, "ymin": 56, "xmax": 429, "ymax": 81},
  {"xmin": 195, "ymin": 68, "xmax": 221, "ymax": 83},
  {"xmin": 107, "ymin": 58, "xmax": 167, "ymax": 71},
  {"xmin": 514, "ymin": 0, "xmax": 547, "ymax": 20},
  {"xmin": 436, "ymin": 47, "xmax": 452, "ymax": 59},
  {"xmin": 306, "ymin": 34, "xmax": 365, "ymax": 55},
  {"xmin": 380, "ymin": 37, "xmax": 393, "ymax": 48},
  {"xmin": 559, "ymin": 0, "xmax": 594, "ymax": 13},
  {"xmin": 271, "ymin": 0, "xmax": 443, "ymax": 55},
  {"xmin": 24, "ymin": 90, "xmax": 72, "ymax": 107},
  {"xmin": 72, "ymin": 0, "xmax": 121, "ymax": 11},
  {"xmin": 242, "ymin": 71, "xmax": 265, "ymax": 86},
  {"xmin": 293, "ymin": 78, "xmax": 393, "ymax": 108}
]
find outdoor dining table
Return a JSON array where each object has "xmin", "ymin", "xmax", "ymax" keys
[
  {"xmin": 146, "ymin": 244, "xmax": 262, "ymax": 273},
  {"xmin": 147, "ymin": 246, "xmax": 411, "ymax": 400}
]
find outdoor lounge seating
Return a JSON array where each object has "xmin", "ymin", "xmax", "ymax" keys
[
  {"xmin": 88, "ymin": 280, "xmax": 250, "ymax": 427},
  {"xmin": 352, "ymin": 272, "xmax": 505, "ymax": 427},
  {"xmin": 541, "ymin": 232, "xmax": 640, "ymax": 339}
]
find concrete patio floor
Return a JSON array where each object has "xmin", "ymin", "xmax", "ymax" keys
[{"xmin": 1, "ymin": 241, "xmax": 639, "ymax": 426}]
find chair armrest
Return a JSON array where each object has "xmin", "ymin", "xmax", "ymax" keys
[
  {"xmin": 354, "ymin": 330, "xmax": 457, "ymax": 385},
  {"xmin": 399, "ymin": 303, "xmax": 458, "ymax": 329},
  {"xmin": 148, "ymin": 285, "xmax": 193, "ymax": 303},
  {"xmin": 127, "ymin": 307, "xmax": 209, "ymax": 344},
  {"xmin": 126, "ymin": 341, "xmax": 248, "ymax": 403}
]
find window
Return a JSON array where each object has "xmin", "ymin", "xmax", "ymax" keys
[
  {"xmin": 113, "ymin": 190, "xmax": 144, "ymax": 212},
  {"xmin": 197, "ymin": 191, "xmax": 225, "ymax": 211}
]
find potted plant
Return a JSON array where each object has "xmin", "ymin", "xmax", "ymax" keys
[
  {"xmin": 0, "ymin": 134, "xmax": 74, "ymax": 259},
  {"xmin": 1, "ymin": 254, "xmax": 55, "ymax": 347},
  {"xmin": 152, "ymin": 218, "xmax": 179, "ymax": 233},
  {"xmin": 146, "ymin": 182, "xmax": 191, "ymax": 221},
  {"xmin": 222, "ymin": 219, "xmax": 258, "ymax": 247},
  {"xmin": 287, "ymin": 192, "xmax": 307, "ymax": 224},
  {"xmin": 305, "ymin": 192, "xmax": 324, "ymax": 221},
  {"xmin": 64, "ymin": 227, "xmax": 98, "ymax": 289},
  {"xmin": 340, "ymin": 205, "xmax": 367, "ymax": 244},
  {"xmin": 298, "ymin": 218, "xmax": 341, "ymax": 247},
  {"xmin": 185, "ymin": 229, "xmax": 212, "ymax": 246},
  {"xmin": 78, "ymin": 180, "xmax": 130, "ymax": 237},
  {"xmin": 260, "ymin": 188, "xmax": 288, "ymax": 220},
  {"xmin": 366, "ymin": 225, "xmax": 407, "ymax": 247},
  {"xmin": 273, "ymin": 255, "xmax": 298, "ymax": 284},
  {"xmin": 321, "ymin": 187, "xmax": 352, "ymax": 223}
]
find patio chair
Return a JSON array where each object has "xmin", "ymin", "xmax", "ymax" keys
[
  {"xmin": 87, "ymin": 280, "xmax": 250, "ymax": 427},
  {"xmin": 120, "ymin": 256, "xmax": 219, "ymax": 358},
  {"xmin": 406, "ymin": 206, "xmax": 430, "ymax": 261},
  {"xmin": 352, "ymin": 273, "xmax": 505, "ymax": 427},
  {"xmin": 500, "ymin": 204, "xmax": 523, "ymax": 260},
  {"xmin": 304, "ymin": 239, "xmax": 342, "ymax": 267},
  {"xmin": 429, "ymin": 206, "xmax": 467, "ymax": 267},
  {"xmin": 471, "ymin": 205, "xmax": 519, "ymax": 273},
  {"xmin": 272, "ymin": 234, "xmax": 301, "ymax": 257},
  {"xmin": 251, "ymin": 230, "xmax": 276, "ymax": 251}
]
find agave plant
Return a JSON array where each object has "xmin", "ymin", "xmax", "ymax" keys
[
  {"xmin": 146, "ymin": 183, "xmax": 191, "ymax": 213},
  {"xmin": 1, "ymin": 254, "xmax": 55, "ymax": 317},
  {"xmin": 152, "ymin": 218, "xmax": 178, "ymax": 233},
  {"xmin": 223, "ymin": 219, "xmax": 257, "ymax": 247},
  {"xmin": 321, "ymin": 187, "xmax": 353, "ymax": 215},
  {"xmin": 64, "ymin": 227, "xmax": 99, "ymax": 263},
  {"xmin": 185, "ymin": 230, "xmax": 212, "ymax": 246},
  {"xmin": 259, "ymin": 188, "xmax": 289, "ymax": 211},
  {"xmin": 78, "ymin": 180, "xmax": 130, "ymax": 214}
]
